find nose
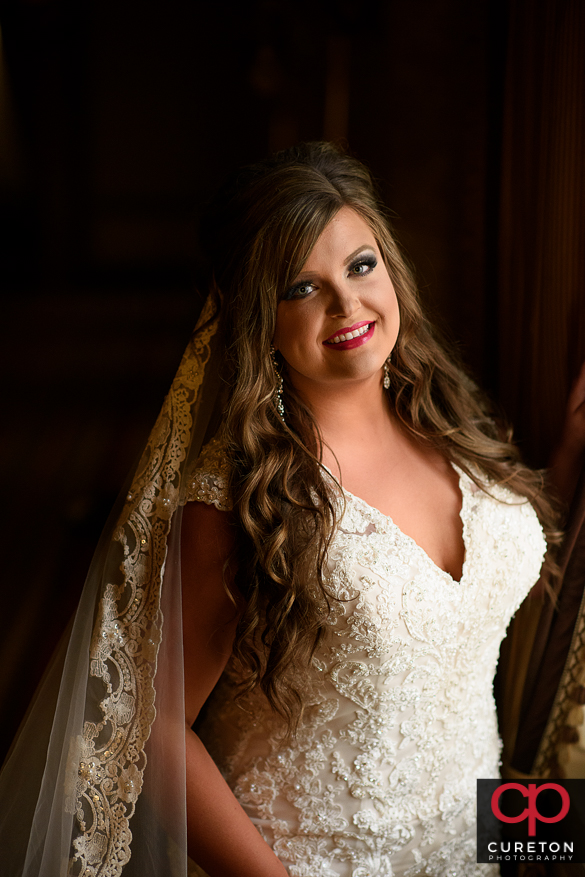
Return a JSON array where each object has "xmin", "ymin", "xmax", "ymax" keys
[{"xmin": 325, "ymin": 280, "xmax": 361, "ymax": 318}]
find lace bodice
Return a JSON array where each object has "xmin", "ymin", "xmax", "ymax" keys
[{"xmin": 184, "ymin": 439, "xmax": 546, "ymax": 877}]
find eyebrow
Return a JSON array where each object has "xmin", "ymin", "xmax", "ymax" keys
[
  {"xmin": 288, "ymin": 243, "xmax": 377, "ymax": 288},
  {"xmin": 343, "ymin": 244, "xmax": 376, "ymax": 266}
]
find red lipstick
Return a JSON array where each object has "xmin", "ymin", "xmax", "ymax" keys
[{"xmin": 323, "ymin": 321, "xmax": 375, "ymax": 351}]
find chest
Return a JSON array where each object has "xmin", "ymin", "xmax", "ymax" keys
[
  {"xmin": 332, "ymin": 451, "xmax": 466, "ymax": 581},
  {"xmin": 323, "ymin": 475, "xmax": 546, "ymax": 655}
]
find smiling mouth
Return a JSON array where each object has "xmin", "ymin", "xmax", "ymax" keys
[{"xmin": 324, "ymin": 322, "xmax": 373, "ymax": 345}]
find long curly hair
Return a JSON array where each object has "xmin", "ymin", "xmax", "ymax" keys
[{"xmin": 201, "ymin": 142, "xmax": 560, "ymax": 729}]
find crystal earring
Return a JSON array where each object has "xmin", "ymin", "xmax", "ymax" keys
[
  {"xmin": 270, "ymin": 345, "xmax": 286, "ymax": 423},
  {"xmin": 383, "ymin": 359, "xmax": 391, "ymax": 390}
]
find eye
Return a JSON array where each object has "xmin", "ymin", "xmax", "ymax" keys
[
  {"xmin": 349, "ymin": 255, "xmax": 377, "ymax": 277},
  {"xmin": 283, "ymin": 281, "xmax": 316, "ymax": 301}
]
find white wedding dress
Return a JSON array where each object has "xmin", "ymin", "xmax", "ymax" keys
[{"xmin": 185, "ymin": 440, "xmax": 546, "ymax": 877}]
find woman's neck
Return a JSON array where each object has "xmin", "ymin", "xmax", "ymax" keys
[{"xmin": 288, "ymin": 370, "xmax": 400, "ymax": 465}]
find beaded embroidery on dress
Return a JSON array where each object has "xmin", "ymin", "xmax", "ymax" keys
[{"xmin": 185, "ymin": 438, "xmax": 546, "ymax": 877}]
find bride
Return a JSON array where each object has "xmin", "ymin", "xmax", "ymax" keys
[{"xmin": 0, "ymin": 142, "xmax": 563, "ymax": 876}]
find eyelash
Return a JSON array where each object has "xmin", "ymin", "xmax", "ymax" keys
[
  {"xmin": 284, "ymin": 254, "xmax": 378, "ymax": 300},
  {"xmin": 284, "ymin": 281, "xmax": 316, "ymax": 301},
  {"xmin": 349, "ymin": 255, "xmax": 377, "ymax": 276}
]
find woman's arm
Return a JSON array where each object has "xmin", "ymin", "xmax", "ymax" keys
[
  {"xmin": 185, "ymin": 730, "xmax": 288, "ymax": 877},
  {"xmin": 181, "ymin": 500, "xmax": 288, "ymax": 877}
]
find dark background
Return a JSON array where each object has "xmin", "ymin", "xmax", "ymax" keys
[{"xmin": 0, "ymin": 0, "xmax": 583, "ymax": 761}]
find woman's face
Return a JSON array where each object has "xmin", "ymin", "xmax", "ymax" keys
[{"xmin": 272, "ymin": 206, "xmax": 400, "ymax": 396}]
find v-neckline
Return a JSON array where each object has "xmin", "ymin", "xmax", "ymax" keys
[{"xmin": 336, "ymin": 464, "xmax": 470, "ymax": 585}]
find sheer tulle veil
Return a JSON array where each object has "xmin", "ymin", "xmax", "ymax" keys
[{"xmin": 0, "ymin": 289, "xmax": 224, "ymax": 876}]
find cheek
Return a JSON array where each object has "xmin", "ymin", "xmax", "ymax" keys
[
  {"xmin": 386, "ymin": 287, "xmax": 400, "ymax": 327},
  {"xmin": 273, "ymin": 306, "xmax": 317, "ymax": 352},
  {"xmin": 272, "ymin": 315, "xmax": 288, "ymax": 352},
  {"xmin": 392, "ymin": 294, "xmax": 400, "ymax": 325}
]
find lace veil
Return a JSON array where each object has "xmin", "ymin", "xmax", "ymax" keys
[{"xmin": 0, "ymin": 288, "xmax": 223, "ymax": 877}]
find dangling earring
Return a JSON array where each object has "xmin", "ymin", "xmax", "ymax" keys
[
  {"xmin": 383, "ymin": 359, "xmax": 391, "ymax": 390},
  {"xmin": 270, "ymin": 345, "xmax": 286, "ymax": 423}
]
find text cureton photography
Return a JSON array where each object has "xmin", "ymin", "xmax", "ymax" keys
[
  {"xmin": 477, "ymin": 780, "xmax": 585, "ymax": 864},
  {"xmin": 486, "ymin": 840, "xmax": 574, "ymax": 863}
]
